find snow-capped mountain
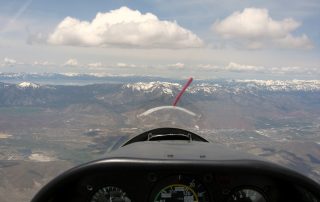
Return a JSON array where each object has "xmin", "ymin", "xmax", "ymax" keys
[
  {"xmin": 17, "ymin": 82, "xmax": 40, "ymax": 89},
  {"xmin": 234, "ymin": 80, "xmax": 320, "ymax": 92},
  {"xmin": 1, "ymin": 72, "xmax": 319, "ymax": 92},
  {"xmin": 122, "ymin": 80, "xmax": 320, "ymax": 96},
  {"xmin": 123, "ymin": 81, "xmax": 181, "ymax": 95},
  {"xmin": 0, "ymin": 72, "xmax": 169, "ymax": 85},
  {"xmin": 0, "ymin": 80, "xmax": 319, "ymax": 124}
]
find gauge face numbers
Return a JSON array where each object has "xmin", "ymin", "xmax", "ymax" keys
[
  {"xmin": 90, "ymin": 186, "xmax": 131, "ymax": 202},
  {"xmin": 153, "ymin": 176, "xmax": 210, "ymax": 202},
  {"xmin": 154, "ymin": 184, "xmax": 198, "ymax": 202},
  {"xmin": 228, "ymin": 188, "xmax": 266, "ymax": 202}
]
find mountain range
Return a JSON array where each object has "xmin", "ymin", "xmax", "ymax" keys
[{"xmin": 0, "ymin": 76, "xmax": 320, "ymax": 202}]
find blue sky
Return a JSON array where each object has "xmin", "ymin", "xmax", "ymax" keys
[{"xmin": 0, "ymin": 0, "xmax": 319, "ymax": 79}]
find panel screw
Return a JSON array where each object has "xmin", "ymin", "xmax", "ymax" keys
[
  {"xmin": 86, "ymin": 185, "xmax": 93, "ymax": 191},
  {"xmin": 148, "ymin": 173, "xmax": 157, "ymax": 182},
  {"xmin": 203, "ymin": 174, "xmax": 213, "ymax": 183}
]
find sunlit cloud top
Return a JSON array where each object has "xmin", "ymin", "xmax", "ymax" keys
[
  {"xmin": 212, "ymin": 8, "xmax": 313, "ymax": 49},
  {"xmin": 0, "ymin": 0, "xmax": 319, "ymax": 79},
  {"xmin": 46, "ymin": 7, "xmax": 203, "ymax": 49}
]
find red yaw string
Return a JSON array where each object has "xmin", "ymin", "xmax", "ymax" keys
[{"xmin": 172, "ymin": 77, "xmax": 193, "ymax": 106}]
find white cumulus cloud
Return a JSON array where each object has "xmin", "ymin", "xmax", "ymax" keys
[
  {"xmin": 196, "ymin": 62, "xmax": 319, "ymax": 75},
  {"xmin": 116, "ymin": 62, "xmax": 137, "ymax": 68},
  {"xmin": 212, "ymin": 8, "xmax": 313, "ymax": 49},
  {"xmin": 63, "ymin": 58, "xmax": 79, "ymax": 66},
  {"xmin": 226, "ymin": 62, "xmax": 265, "ymax": 72},
  {"xmin": 274, "ymin": 34, "xmax": 313, "ymax": 49},
  {"xmin": 3, "ymin": 57, "xmax": 17, "ymax": 65},
  {"xmin": 88, "ymin": 62, "xmax": 103, "ymax": 68},
  {"xmin": 1, "ymin": 57, "xmax": 24, "ymax": 67},
  {"xmin": 47, "ymin": 7, "xmax": 203, "ymax": 49},
  {"xmin": 33, "ymin": 60, "xmax": 51, "ymax": 66},
  {"xmin": 169, "ymin": 62, "xmax": 185, "ymax": 68}
]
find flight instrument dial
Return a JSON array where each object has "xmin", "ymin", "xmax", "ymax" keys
[
  {"xmin": 152, "ymin": 175, "xmax": 210, "ymax": 202},
  {"xmin": 90, "ymin": 186, "xmax": 131, "ymax": 202}
]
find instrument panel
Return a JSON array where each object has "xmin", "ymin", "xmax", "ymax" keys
[
  {"xmin": 32, "ymin": 158, "xmax": 320, "ymax": 202},
  {"xmin": 73, "ymin": 171, "xmax": 280, "ymax": 202}
]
